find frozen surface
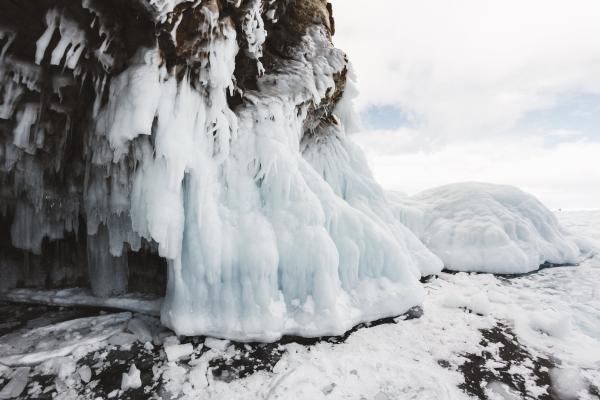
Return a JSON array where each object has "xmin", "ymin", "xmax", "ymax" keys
[
  {"xmin": 1, "ymin": 211, "xmax": 598, "ymax": 399},
  {"xmin": 0, "ymin": 367, "xmax": 29, "ymax": 399},
  {"xmin": 389, "ymin": 182, "xmax": 582, "ymax": 274},
  {"xmin": 1, "ymin": 288, "xmax": 161, "ymax": 315},
  {"xmin": 1, "ymin": 1, "xmax": 442, "ymax": 341}
]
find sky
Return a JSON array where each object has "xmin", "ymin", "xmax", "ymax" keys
[{"xmin": 330, "ymin": 0, "xmax": 600, "ymax": 209}]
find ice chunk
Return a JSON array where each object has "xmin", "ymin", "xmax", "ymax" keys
[
  {"xmin": 121, "ymin": 364, "xmax": 142, "ymax": 391},
  {"xmin": 390, "ymin": 182, "xmax": 581, "ymax": 274},
  {"xmin": 0, "ymin": 367, "xmax": 29, "ymax": 399},
  {"xmin": 164, "ymin": 343, "xmax": 194, "ymax": 362},
  {"xmin": 127, "ymin": 318, "xmax": 153, "ymax": 343},
  {"xmin": 0, "ymin": 312, "xmax": 131, "ymax": 366},
  {"xmin": 78, "ymin": 365, "xmax": 92, "ymax": 383},
  {"xmin": 204, "ymin": 338, "xmax": 229, "ymax": 352},
  {"xmin": 87, "ymin": 225, "xmax": 129, "ymax": 297}
]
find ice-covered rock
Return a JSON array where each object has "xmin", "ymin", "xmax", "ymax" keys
[{"xmin": 389, "ymin": 183, "xmax": 581, "ymax": 274}]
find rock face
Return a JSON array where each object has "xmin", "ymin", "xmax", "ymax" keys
[{"xmin": 0, "ymin": 0, "xmax": 442, "ymax": 340}]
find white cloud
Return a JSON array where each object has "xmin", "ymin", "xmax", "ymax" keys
[
  {"xmin": 331, "ymin": 0, "xmax": 600, "ymax": 208},
  {"xmin": 332, "ymin": 0, "xmax": 600, "ymax": 139}
]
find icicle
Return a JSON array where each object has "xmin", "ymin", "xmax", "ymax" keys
[{"xmin": 35, "ymin": 9, "xmax": 60, "ymax": 65}]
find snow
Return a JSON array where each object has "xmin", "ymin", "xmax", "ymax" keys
[
  {"xmin": 0, "ymin": 367, "xmax": 29, "ymax": 399},
  {"xmin": 389, "ymin": 182, "xmax": 582, "ymax": 274},
  {"xmin": 151, "ymin": 210, "xmax": 600, "ymax": 399},
  {"xmin": 121, "ymin": 364, "xmax": 142, "ymax": 391}
]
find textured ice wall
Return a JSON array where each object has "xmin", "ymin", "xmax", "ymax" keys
[
  {"xmin": 98, "ymin": 14, "xmax": 439, "ymax": 340},
  {"xmin": 0, "ymin": 0, "xmax": 442, "ymax": 341},
  {"xmin": 389, "ymin": 183, "xmax": 581, "ymax": 274}
]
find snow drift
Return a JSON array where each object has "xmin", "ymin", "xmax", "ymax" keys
[{"xmin": 389, "ymin": 183, "xmax": 581, "ymax": 274}]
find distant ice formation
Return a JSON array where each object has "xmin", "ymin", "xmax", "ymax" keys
[{"xmin": 389, "ymin": 182, "xmax": 581, "ymax": 274}]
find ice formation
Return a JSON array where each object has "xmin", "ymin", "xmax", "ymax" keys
[
  {"xmin": 389, "ymin": 183, "xmax": 581, "ymax": 274},
  {"xmin": 2, "ymin": 0, "xmax": 581, "ymax": 342},
  {"xmin": 0, "ymin": 0, "xmax": 441, "ymax": 341}
]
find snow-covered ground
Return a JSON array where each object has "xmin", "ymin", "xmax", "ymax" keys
[{"xmin": 1, "ymin": 210, "xmax": 599, "ymax": 399}]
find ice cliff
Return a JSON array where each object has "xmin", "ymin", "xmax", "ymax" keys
[{"xmin": 0, "ymin": 0, "xmax": 442, "ymax": 340}]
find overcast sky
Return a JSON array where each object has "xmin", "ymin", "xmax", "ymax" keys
[{"xmin": 331, "ymin": 0, "xmax": 600, "ymax": 209}]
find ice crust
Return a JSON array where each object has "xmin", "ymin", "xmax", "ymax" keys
[{"xmin": 389, "ymin": 182, "xmax": 581, "ymax": 274}]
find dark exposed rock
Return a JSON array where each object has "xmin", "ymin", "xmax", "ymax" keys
[{"xmin": 456, "ymin": 323, "xmax": 556, "ymax": 400}]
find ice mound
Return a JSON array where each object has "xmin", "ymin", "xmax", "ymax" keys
[{"xmin": 389, "ymin": 183, "xmax": 581, "ymax": 274}]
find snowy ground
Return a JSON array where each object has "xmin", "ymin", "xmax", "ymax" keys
[{"xmin": 1, "ymin": 211, "xmax": 599, "ymax": 400}]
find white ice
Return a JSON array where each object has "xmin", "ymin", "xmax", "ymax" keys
[
  {"xmin": 389, "ymin": 182, "xmax": 582, "ymax": 274},
  {"xmin": 2, "ymin": 211, "xmax": 598, "ymax": 400},
  {"xmin": 121, "ymin": 364, "xmax": 142, "ymax": 391}
]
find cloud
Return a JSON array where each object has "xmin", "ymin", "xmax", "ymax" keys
[
  {"xmin": 330, "ymin": 0, "xmax": 600, "ymax": 208},
  {"xmin": 352, "ymin": 130, "xmax": 600, "ymax": 209},
  {"xmin": 332, "ymin": 0, "xmax": 600, "ymax": 139}
]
